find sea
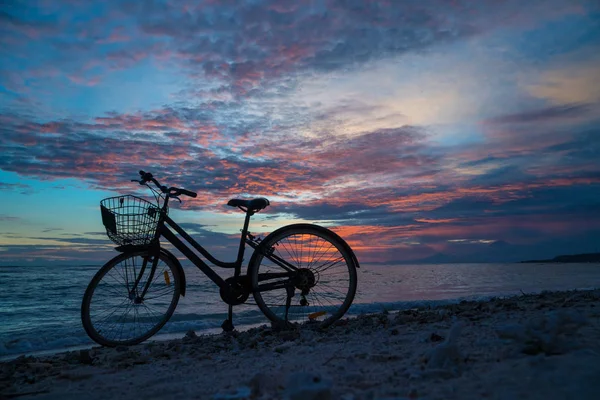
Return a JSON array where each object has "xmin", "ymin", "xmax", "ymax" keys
[{"xmin": 1, "ymin": 262, "xmax": 599, "ymax": 360}]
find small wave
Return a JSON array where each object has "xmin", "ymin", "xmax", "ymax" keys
[{"xmin": 0, "ymin": 333, "xmax": 94, "ymax": 359}]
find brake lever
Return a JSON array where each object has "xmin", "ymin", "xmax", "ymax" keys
[{"xmin": 171, "ymin": 196, "xmax": 182, "ymax": 203}]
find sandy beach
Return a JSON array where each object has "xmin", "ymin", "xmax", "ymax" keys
[{"xmin": 2, "ymin": 289, "xmax": 599, "ymax": 400}]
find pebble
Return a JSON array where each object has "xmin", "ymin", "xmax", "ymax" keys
[
  {"xmin": 274, "ymin": 342, "xmax": 294, "ymax": 353},
  {"xmin": 369, "ymin": 353, "xmax": 400, "ymax": 362},
  {"xmin": 26, "ymin": 362, "xmax": 53, "ymax": 371},
  {"xmin": 212, "ymin": 386, "xmax": 251, "ymax": 400},
  {"xmin": 285, "ymin": 372, "xmax": 332, "ymax": 400},
  {"xmin": 496, "ymin": 324, "xmax": 527, "ymax": 340},
  {"xmin": 58, "ymin": 370, "xmax": 95, "ymax": 381},
  {"xmin": 79, "ymin": 349, "xmax": 93, "ymax": 365},
  {"xmin": 249, "ymin": 372, "xmax": 284, "ymax": 396},
  {"xmin": 496, "ymin": 309, "xmax": 588, "ymax": 355},
  {"xmin": 185, "ymin": 329, "xmax": 198, "ymax": 339},
  {"xmin": 429, "ymin": 332, "xmax": 444, "ymax": 342}
]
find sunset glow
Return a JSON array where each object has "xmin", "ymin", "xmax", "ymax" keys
[{"xmin": 1, "ymin": 0, "xmax": 599, "ymax": 264}]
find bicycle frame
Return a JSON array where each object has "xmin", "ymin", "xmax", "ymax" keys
[
  {"xmin": 156, "ymin": 211, "xmax": 300, "ymax": 294},
  {"xmin": 114, "ymin": 179, "xmax": 303, "ymax": 299}
]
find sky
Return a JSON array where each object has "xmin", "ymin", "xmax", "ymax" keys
[{"xmin": 1, "ymin": 0, "xmax": 599, "ymax": 265}]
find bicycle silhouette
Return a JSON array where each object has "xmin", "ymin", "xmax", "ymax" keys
[{"xmin": 81, "ymin": 171, "xmax": 359, "ymax": 346}]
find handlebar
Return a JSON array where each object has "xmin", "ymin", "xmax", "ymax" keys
[
  {"xmin": 177, "ymin": 188, "xmax": 197, "ymax": 198},
  {"xmin": 136, "ymin": 170, "xmax": 197, "ymax": 198}
]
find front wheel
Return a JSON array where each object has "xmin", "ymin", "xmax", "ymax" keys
[
  {"xmin": 249, "ymin": 224, "xmax": 358, "ymax": 328},
  {"xmin": 81, "ymin": 251, "xmax": 181, "ymax": 347}
]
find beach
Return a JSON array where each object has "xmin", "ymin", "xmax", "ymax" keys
[{"xmin": 2, "ymin": 288, "xmax": 599, "ymax": 400}]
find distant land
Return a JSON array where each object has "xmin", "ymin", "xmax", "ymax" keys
[
  {"xmin": 386, "ymin": 238, "xmax": 600, "ymax": 264},
  {"xmin": 521, "ymin": 253, "xmax": 600, "ymax": 264}
]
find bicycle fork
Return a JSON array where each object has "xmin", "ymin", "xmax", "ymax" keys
[{"xmin": 128, "ymin": 247, "xmax": 161, "ymax": 303}]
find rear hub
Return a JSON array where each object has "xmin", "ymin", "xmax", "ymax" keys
[{"xmin": 294, "ymin": 268, "xmax": 317, "ymax": 291}]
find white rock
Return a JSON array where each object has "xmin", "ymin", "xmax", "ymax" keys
[
  {"xmin": 249, "ymin": 372, "xmax": 284, "ymax": 396},
  {"xmin": 496, "ymin": 323, "xmax": 527, "ymax": 340},
  {"xmin": 285, "ymin": 372, "xmax": 332, "ymax": 400},
  {"xmin": 185, "ymin": 329, "xmax": 197, "ymax": 339},
  {"xmin": 424, "ymin": 321, "xmax": 464, "ymax": 370},
  {"xmin": 212, "ymin": 386, "xmax": 251, "ymax": 400},
  {"xmin": 274, "ymin": 342, "xmax": 294, "ymax": 353},
  {"xmin": 386, "ymin": 313, "xmax": 397, "ymax": 325},
  {"xmin": 496, "ymin": 309, "xmax": 589, "ymax": 355}
]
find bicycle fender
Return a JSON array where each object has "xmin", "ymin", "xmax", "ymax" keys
[
  {"xmin": 247, "ymin": 223, "xmax": 360, "ymax": 271},
  {"xmin": 305, "ymin": 224, "xmax": 361, "ymax": 269},
  {"xmin": 246, "ymin": 239, "xmax": 270, "ymax": 276},
  {"xmin": 160, "ymin": 248, "xmax": 187, "ymax": 297}
]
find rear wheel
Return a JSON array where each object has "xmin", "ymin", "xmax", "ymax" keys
[
  {"xmin": 81, "ymin": 251, "xmax": 180, "ymax": 347},
  {"xmin": 250, "ymin": 224, "xmax": 357, "ymax": 328}
]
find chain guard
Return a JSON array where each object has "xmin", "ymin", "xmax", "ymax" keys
[{"xmin": 220, "ymin": 276, "xmax": 251, "ymax": 305}]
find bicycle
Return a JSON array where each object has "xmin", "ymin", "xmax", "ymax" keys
[{"xmin": 81, "ymin": 171, "xmax": 360, "ymax": 347}]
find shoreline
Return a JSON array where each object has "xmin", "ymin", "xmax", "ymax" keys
[
  {"xmin": 4, "ymin": 286, "xmax": 599, "ymax": 363},
  {"xmin": 2, "ymin": 288, "xmax": 600, "ymax": 399}
]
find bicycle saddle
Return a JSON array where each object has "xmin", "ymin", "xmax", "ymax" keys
[{"xmin": 227, "ymin": 198, "xmax": 270, "ymax": 212}]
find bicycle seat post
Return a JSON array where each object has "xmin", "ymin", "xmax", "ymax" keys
[
  {"xmin": 235, "ymin": 208, "xmax": 254, "ymax": 276},
  {"xmin": 221, "ymin": 208, "xmax": 254, "ymax": 333}
]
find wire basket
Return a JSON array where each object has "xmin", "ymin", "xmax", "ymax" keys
[{"xmin": 100, "ymin": 195, "xmax": 162, "ymax": 246}]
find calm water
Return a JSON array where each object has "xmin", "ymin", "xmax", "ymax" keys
[{"xmin": 1, "ymin": 262, "xmax": 599, "ymax": 358}]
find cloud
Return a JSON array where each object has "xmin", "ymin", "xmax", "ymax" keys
[
  {"xmin": 527, "ymin": 55, "xmax": 600, "ymax": 105},
  {"xmin": 1, "ymin": 105, "xmax": 441, "ymax": 208},
  {"xmin": 2, "ymin": 102, "xmax": 598, "ymax": 249},
  {"xmin": 485, "ymin": 103, "xmax": 592, "ymax": 125},
  {"xmin": 0, "ymin": 215, "xmax": 21, "ymax": 222},
  {"xmin": 0, "ymin": 182, "xmax": 31, "ymax": 191},
  {"xmin": 0, "ymin": 0, "xmax": 489, "ymax": 100},
  {"xmin": 0, "ymin": 9, "xmax": 62, "ymax": 40},
  {"xmin": 41, "ymin": 228, "xmax": 63, "ymax": 233},
  {"xmin": 2, "ymin": 0, "xmax": 600, "ymax": 264}
]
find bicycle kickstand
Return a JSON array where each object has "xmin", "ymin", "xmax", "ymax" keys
[
  {"xmin": 221, "ymin": 305, "xmax": 234, "ymax": 333},
  {"xmin": 284, "ymin": 286, "xmax": 294, "ymax": 323}
]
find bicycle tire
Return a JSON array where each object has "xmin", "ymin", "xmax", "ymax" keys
[
  {"xmin": 249, "ymin": 224, "xmax": 358, "ymax": 328},
  {"xmin": 81, "ymin": 250, "xmax": 181, "ymax": 347}
]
